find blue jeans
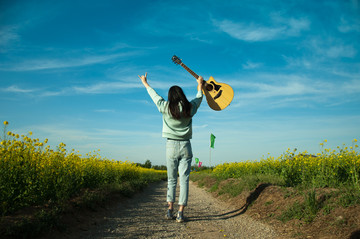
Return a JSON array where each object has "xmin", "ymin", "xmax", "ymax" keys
[{"xmin": 166, "ymin": 139, "xmax": 192, "ymax": 206}]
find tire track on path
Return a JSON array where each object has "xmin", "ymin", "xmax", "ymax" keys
[{"xmin": 51, "ymin": 180, "xmax": 278, "ymax": 238}]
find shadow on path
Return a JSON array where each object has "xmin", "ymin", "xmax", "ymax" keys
[
  {"xmin": 350, "ymin": 229, "xmax": 360, "ymax": 239},
  {"xmin": 188, "ymin": 183, "xmax": 271, "ymax": 222}
]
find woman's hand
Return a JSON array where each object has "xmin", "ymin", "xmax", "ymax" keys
[
  {"xmin": 197, "ymin": 76, "xmax": 204, "ymax": 91},
  {"xmin": 138, "ymin": 72, "xmax": 150, "ymax": 88}
]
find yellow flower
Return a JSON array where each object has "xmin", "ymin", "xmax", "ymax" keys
[{"xmin": 3, "ymin": 121, "xmax": 9, "ymax": 125}]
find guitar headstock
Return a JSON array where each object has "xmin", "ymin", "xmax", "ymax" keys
[{"xmin": 172, "ymin": 55, "xmax": 182, "ymax": 65}]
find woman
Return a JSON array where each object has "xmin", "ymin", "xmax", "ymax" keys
[{"xmin": 139, "ymin": 72, "xmax": 203, "ymax": 222}]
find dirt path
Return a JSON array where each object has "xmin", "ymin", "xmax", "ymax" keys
[{"xmin": 50, "ymin": 180, "xmax": 278, "ymax": 238}]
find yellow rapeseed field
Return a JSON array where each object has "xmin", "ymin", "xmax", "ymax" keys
[
  {"xmin": 213, "ymin": 139, "xmax": 360, "ymax": 189},
  {"xmin": 0, "ymin": 121, "xmax": 166, "ymax": 215}
]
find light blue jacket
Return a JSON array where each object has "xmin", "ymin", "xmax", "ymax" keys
[{"xmin": 146, "ymin": 86, "xmax": 203, "ymax": 140}]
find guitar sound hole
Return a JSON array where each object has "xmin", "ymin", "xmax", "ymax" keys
[{"xmin": 205, "ymin": 84, "xmax": 213, "ymax": 91}]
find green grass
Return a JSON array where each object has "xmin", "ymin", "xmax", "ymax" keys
[
  {"xmin": 278, "ymin": 190, "xmax": 320, "ymax": 223},
  {"xmin": 191, "ymin": 169, "xmax": 360, "ymax": 226},
  {"xmin": 191, "ymin": 172, "xmax": 284, "ymax": 196},
  {"xmin": 190, "ymin": 140, "xmax": 360, "ymax": 226},
  {"xmin": 218, "ymin": 180, "xmax": 245, "ymax": 197}
]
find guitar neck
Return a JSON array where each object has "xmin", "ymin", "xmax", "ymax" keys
[{"xmin": 180, "ymin": 62, "xmax": 199, "ymax": 79}]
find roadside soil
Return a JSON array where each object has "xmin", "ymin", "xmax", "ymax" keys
[
  {"xmin": 198, "ymin": 178, "xmax": 360, "ymax": 239},
  {"xmin": 42, "ymin": 180, "xmax": 279, "ymax": 239}
]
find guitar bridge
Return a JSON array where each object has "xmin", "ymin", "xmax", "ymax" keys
[{"xmin": 214, "ymin": 90, "xmax": 222, "ymax": 100}]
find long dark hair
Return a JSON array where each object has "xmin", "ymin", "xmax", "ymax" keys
[{"xmin": 168, "ymin": 86, "xmax": 192, "ymax": 119}]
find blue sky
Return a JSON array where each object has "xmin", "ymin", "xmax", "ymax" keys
[{"xmin": 1, "ymin": 0, "xmax": 359, "ymax": 166}]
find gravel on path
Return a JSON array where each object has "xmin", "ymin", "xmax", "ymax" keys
[{"xmin": 53, "ymin": 180, "xmax": 279, "ymax": 239}]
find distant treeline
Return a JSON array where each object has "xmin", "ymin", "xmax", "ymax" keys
[
  {"xmin": 136, "ymin": 159, "xmax": 167, "ymax": 170},
  {"xmin": 136, "ymin": 159, "xmax": 213, "ymax": 172}
]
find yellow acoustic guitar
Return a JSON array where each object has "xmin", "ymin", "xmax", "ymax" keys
[{"xmin": 172, "ymin": 55, "xmax": 234, "ymax": 111}]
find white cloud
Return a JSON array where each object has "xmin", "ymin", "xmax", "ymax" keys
[
  {"xmin": 285, "ymin": 37, "xmax": 358, "ymax": 70},
  {"xmin": 0, "ymin": 25, "xmax": 20, "ymax": 49},
  {"xmin": 94, "ymin": 109, "xmax": 116, "ymax": 113},
  {"xmin": 238, "ymin": 80, "xmax": 316, "ymax": 99},
  {"xmin": 214, "ymin": 20, "xmax": 284, "ymax": 41},
  {"xmin": 1, "ymin": 85, "xmax": 37, "ymax": 93},
  {"xmin": 213, "ymin": 16, "xmax": 310, "ymax": 42},
  {"xmin": 35, "ymin": 80, "xmax": 142, "ymax": 96},
  {"xmin": 342, "ymin": 79, "xmax": 360, "ymax": 94},
  {"xmin": 72, "ymin": 81, "xmax": 141, "ymax": 94},
  {"xmin": 327, "ymin": 45, "xmax": 357, "ymax": 58},
  {"xmin": 0, "ymin": 51, "xmax": 139, "ymax": 72},
  {"xmin": 242, "ymin": 61, "xmax": 262, "ymax": 69},
  {"xmin": 21, "ymin": 123, "xmax": 163, "ymax": 162},
  {"xmin": 309, "ymin": 38, "xmax": 357, "ymax": 59},
  {"xmin": 338, "ymin": 17, "xmax": 360, "ymax": 33},
  {"xmin": 224, "ymin": 71, "xmax": 360, "ymax": 110},
  {"xmin": 1, "ymin": 80, "xmax": 141, "ymax": 97},
  {"xmin": 193, "ymin": 124, "xmax": 208, "ymax": 129},
  {"xmin": 287, "ymin": 17, "xmax": 311, "ymax": 35}
]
